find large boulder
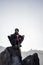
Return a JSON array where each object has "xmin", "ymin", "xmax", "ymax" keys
[
  {"xmin": 0, "ymin": 46, "xmax": 22, "ymax": 65},
  {"xmin": 22, "ymin": 53, "xmax": 40, "ymax": 65}
]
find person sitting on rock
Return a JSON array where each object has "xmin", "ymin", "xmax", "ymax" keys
[{"xmin": 8, "ymin": 28, "xmax": 24, "ymax": 47}]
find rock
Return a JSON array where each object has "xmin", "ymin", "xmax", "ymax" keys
[
  {"xmin": 0, "ymin": 46, "xmax": 40, "ymax": 65},
  {"xmin": 22, "ymin": 53, "xmax": 40, "ymax": 65},
  {"xmin": 0, "ymin": 46, "xmax": 22, "ymax": 65}
]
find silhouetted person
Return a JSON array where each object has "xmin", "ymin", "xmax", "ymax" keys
[
  {"xmin": 8, "ymin": 28, "xmax": 24, "ymax": 47},
  {"xmin": 8, "ymin": 28, "xmax": 24, "ymax": 62}
]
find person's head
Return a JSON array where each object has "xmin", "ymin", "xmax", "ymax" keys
[{"xmin": 15, "ymin": 28, "xmax": 19, "ymax": 34}]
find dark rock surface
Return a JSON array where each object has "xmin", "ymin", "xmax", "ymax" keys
[
  {"xmin": 0, "ymin": 46, "xmax": 22, "ymax": 65},
  {"xmin": 0, "ymin": 46, "xmax": 40, "ymax": 65},
  {"xmin": 23, "ymin": 53, "xmax": 40, "ymax": 65}
]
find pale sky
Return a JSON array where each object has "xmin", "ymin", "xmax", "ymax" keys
[{"xmin": 0, "ymin": 0, "xmax": 43, "ymax": 51}]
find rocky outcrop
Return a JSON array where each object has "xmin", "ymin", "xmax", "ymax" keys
[
  {"xmin": 0, "ymin": 46, "xmax": 22, "ymax": 65},
  {"xmin": 0, "ymin": 46, "xmax": 40, "ymax": 65},
  {"xmin": 23, "ymin": 53, "xmax": 40, "ymax": 65}
]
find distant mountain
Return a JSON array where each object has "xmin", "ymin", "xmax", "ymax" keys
[
  {"xmin": 0, "ymin": 46, "xmax": 43, "ymax": 65},
  {"xmin": 0, "ymin": 46, "xmax": 5, "ymax": 53}
]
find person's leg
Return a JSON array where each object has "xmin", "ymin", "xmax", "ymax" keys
[{"xmin": 18, "ymin": 48, "xmax": 22, "ymax": 61}]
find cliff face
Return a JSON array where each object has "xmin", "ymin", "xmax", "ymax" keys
[{"xmin": 0, "ymin": 46, "xmax": 22, "ymax": 65}]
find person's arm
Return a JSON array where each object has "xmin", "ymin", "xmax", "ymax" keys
[
  {"xmin": 8, "ymin": 35, "xmax": 12, "ymax": 43},
  {"xmin": 19, "ymin": 35, "xmax": 24, "ymax": 44},
  {"xmin": 8, "ymin": 34, "xmax": 17, "ymax": 46}
]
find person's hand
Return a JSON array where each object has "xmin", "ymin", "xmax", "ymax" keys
[
  {"xmin": 19, "ymin": 38, "xmax": 21, "ymax": 40},
  {"xmin": 23, "ymin": 35, "xmax": 25, "ymax": 37}
]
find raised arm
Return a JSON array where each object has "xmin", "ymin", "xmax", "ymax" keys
[{"xmin": 19, "ymin": 35, "xmax": 25, "ymax": 44}]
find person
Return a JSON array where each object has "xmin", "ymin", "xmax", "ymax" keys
[
  {"xmin": 8, "ymin": 28, "xmax": 24, "ymax": 62},
  {"xmin": 8, "ymin": 28, "xmax": 24, "ymax": 47}
]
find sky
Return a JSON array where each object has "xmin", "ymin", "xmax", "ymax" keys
[{"xmin": 0, "ymin": 0, "xmax": 43, "ymax": 51}]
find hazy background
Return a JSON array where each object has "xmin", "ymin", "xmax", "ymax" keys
[{"xmin": 0, "ymin": 0, "xmax": 43, "ymax": 51}]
